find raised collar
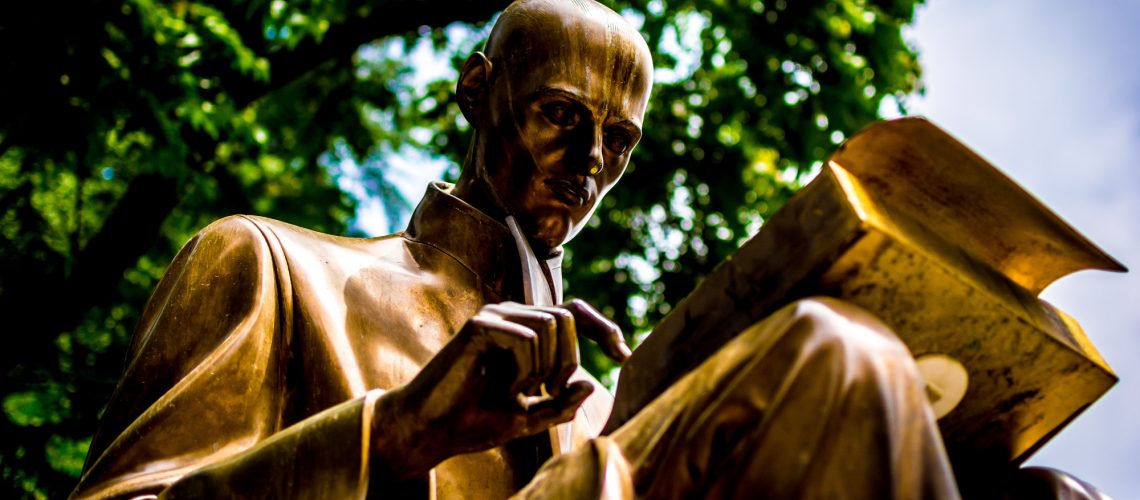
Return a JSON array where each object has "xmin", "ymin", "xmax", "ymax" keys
[{"xmin": 404, "ymin": 182, "xmax": 517, "ymax": 299}]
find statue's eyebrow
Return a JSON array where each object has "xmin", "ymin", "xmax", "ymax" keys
[
  {"xmin": 530, "ymin": 87, "xmax": 589, "ymax": 107},
  {"xmin": 530, "ymin": 86, "xmax": 642, "ymax": 132},
  {"xmin": 611, "ymin": 119, "xmax": 643, "ymax": 141}
]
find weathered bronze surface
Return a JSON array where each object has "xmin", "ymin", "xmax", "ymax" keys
[
  {"xmin": 824, "ymin": 118, "xmax": 1122, "ymax": 477},
  {"xmin": 611, "ymin": 117, "xmax": 1123, "ymax": 488},
  {"xmin": 74, "ymin": 0, "xmax": 650, "ymax": 496},
  {"xmin": 73, "ymin": 1, "xmax": 1116, "ymax": 498}
]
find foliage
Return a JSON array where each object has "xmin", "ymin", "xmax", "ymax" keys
[{"xmin": 0, "ymin": 0, "xmax": 921, "ymax": 497}]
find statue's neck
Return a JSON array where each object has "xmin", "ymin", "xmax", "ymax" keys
[
  {"xmin": 451, "ymin": 171, "xmax": 507, "ymax": 223},
  {"xmin": 453, "ymin": 137, "xmax": 508, "ymax": 221},
  {"xmin": 406, "ymin": 182, "xmax": 524, "ymax": 302}
]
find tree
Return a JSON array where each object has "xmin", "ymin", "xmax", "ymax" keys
[{"xmin": 0, "ymin": 0, "xmax": 921, "ymax": 497}]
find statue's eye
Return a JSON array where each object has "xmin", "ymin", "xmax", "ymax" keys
[
  {"xmin": 605, "ymin": 130, "xmax": 632, "ymax": 155},
  {"xmin": 543, "ymin": 103, "xmax": 579, "ymax": 127}
]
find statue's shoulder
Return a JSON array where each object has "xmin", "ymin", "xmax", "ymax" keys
[
  {"xmin": 171, "ymin": 215, "xmax": 280, "ymax": 269},
  {"xmin": 195, "ymin": 214, "xmax": 402, "ymax": 254},
  {"xmin": 187, "ymin": 215, "xmax": 409, "ymax": 283},
  {"xmin": 201, "ymin": 214, "xmax": 351, "ymax": 241}
]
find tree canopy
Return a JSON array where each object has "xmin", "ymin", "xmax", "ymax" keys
[{"xmin": 0, "ymin": 0, "xmax": 922, "ymax": 496}]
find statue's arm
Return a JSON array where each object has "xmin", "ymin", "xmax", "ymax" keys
[
  {"xmin": 73, "ymin": 215, "xmax": 632, "ymax": 499},
  {"xmin": 71, "ymin": 216, "xmax": 426, "ymax": 499}
]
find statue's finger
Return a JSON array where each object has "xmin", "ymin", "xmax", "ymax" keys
[
  {"xmin": 476, "ymin": 315, "xmax": 541, "ymax": 398},
  {"xmin": 523, "ymin": 380, "xmax": 593, "ymax": 433},
  {"xmin": 561, "ymin": 298, "xmax": 631, "ymax": 363},
  {"xmin": 497, "ymin": 307, "xmax": 559, "ymax": 394},
  {"xmin": 534, "ymin": 306, "xmax": 580, "ymax": 396}
]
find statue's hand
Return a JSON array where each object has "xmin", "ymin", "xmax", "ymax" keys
[{"xmin": 372, "ymin": 299, "xmax": 629, "ymax": 480}]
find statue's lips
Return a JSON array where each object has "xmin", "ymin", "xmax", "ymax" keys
[{"xmin": 545, "ymin": 178, "xmax": 589, "ymax": 208}]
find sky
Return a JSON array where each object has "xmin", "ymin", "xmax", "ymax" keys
[{"xmin": 906, "ymin": 0, "xmax": 1140, "ymax": 494}]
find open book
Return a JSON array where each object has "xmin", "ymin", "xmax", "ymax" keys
[{"xmin": 606, "ymin": 117, "xmax": 1125, "ymax": 474}]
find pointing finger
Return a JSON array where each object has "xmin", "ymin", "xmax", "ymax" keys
[{"xmin": 561, "ymin": 298, "xmax": 631, "ymax": 363}]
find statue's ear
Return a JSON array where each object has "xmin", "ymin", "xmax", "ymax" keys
[{"xmin": 457, "ymin": 52, "xmax": 493, "ymax": 126}]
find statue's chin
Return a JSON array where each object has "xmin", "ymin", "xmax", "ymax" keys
[
  {"xmin": 527, "ymin": 216, "xmax": 571, "ymax": 258},
  {"xmin": 528, "ymin": 231, "xmax": 565, "ymax": 259}
]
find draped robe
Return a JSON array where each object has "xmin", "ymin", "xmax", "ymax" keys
[
  {"xmin": 74, "ymin": 182, "xmax": 609, "ymax": 499},
  {"xmin": 74, "ymin": 182, "xmax": 1101, "ymax": 499}
]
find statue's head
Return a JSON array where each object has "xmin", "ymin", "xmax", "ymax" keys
[{"xmin": 454, "ymin": 0, "xmax": 653, "ymax": 257}]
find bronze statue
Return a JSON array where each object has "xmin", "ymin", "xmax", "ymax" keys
[{"xmin": 72, "ymin": 1, "xmax": 1110, "ymax": 498}]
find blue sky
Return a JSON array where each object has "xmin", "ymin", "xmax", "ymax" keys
[{"xmin": 907, "ymin": 0, "xmax": 1140, "ymax": 494}]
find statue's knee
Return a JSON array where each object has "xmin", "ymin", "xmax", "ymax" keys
[
  {"xmin": 515, "ymin": 437, "xmax": 633, "ymax": 500},
  {"xmin": 783, "ymin": 297, "xmax": 911, "ymax": 361},
  {"xmin": 1006, "ymin": 467, "xmax": 1107, "ymax": 500},
  {"xmin": 715, "ymin": 296, "xmax": 919, "ymax": 400}
]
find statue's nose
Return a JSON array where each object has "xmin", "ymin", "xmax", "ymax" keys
[{"xmin": 570, "ymin": 124, "xmax": 605, "ymax": 176}]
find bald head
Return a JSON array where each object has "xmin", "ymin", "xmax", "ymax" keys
[
  {"xmin": 453, "ymin": 0, "xmax": 654, "ymax": 252},
  {"xmin": 487, "ymin": 0, "xmax": 651, "ymax": 74}
]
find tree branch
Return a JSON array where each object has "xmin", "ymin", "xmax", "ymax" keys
[
  {"xmin": 232, "ymin": 0, "xmax": 510, "ymax": 107},
  {"xmin": 12, "ymin": 1, "xmax": 510, "ymax": 349}
]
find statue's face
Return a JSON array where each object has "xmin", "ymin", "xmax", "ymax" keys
[{"xmin": 476, "ymin": 5, "xmax": 653, "ymax": 254}]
